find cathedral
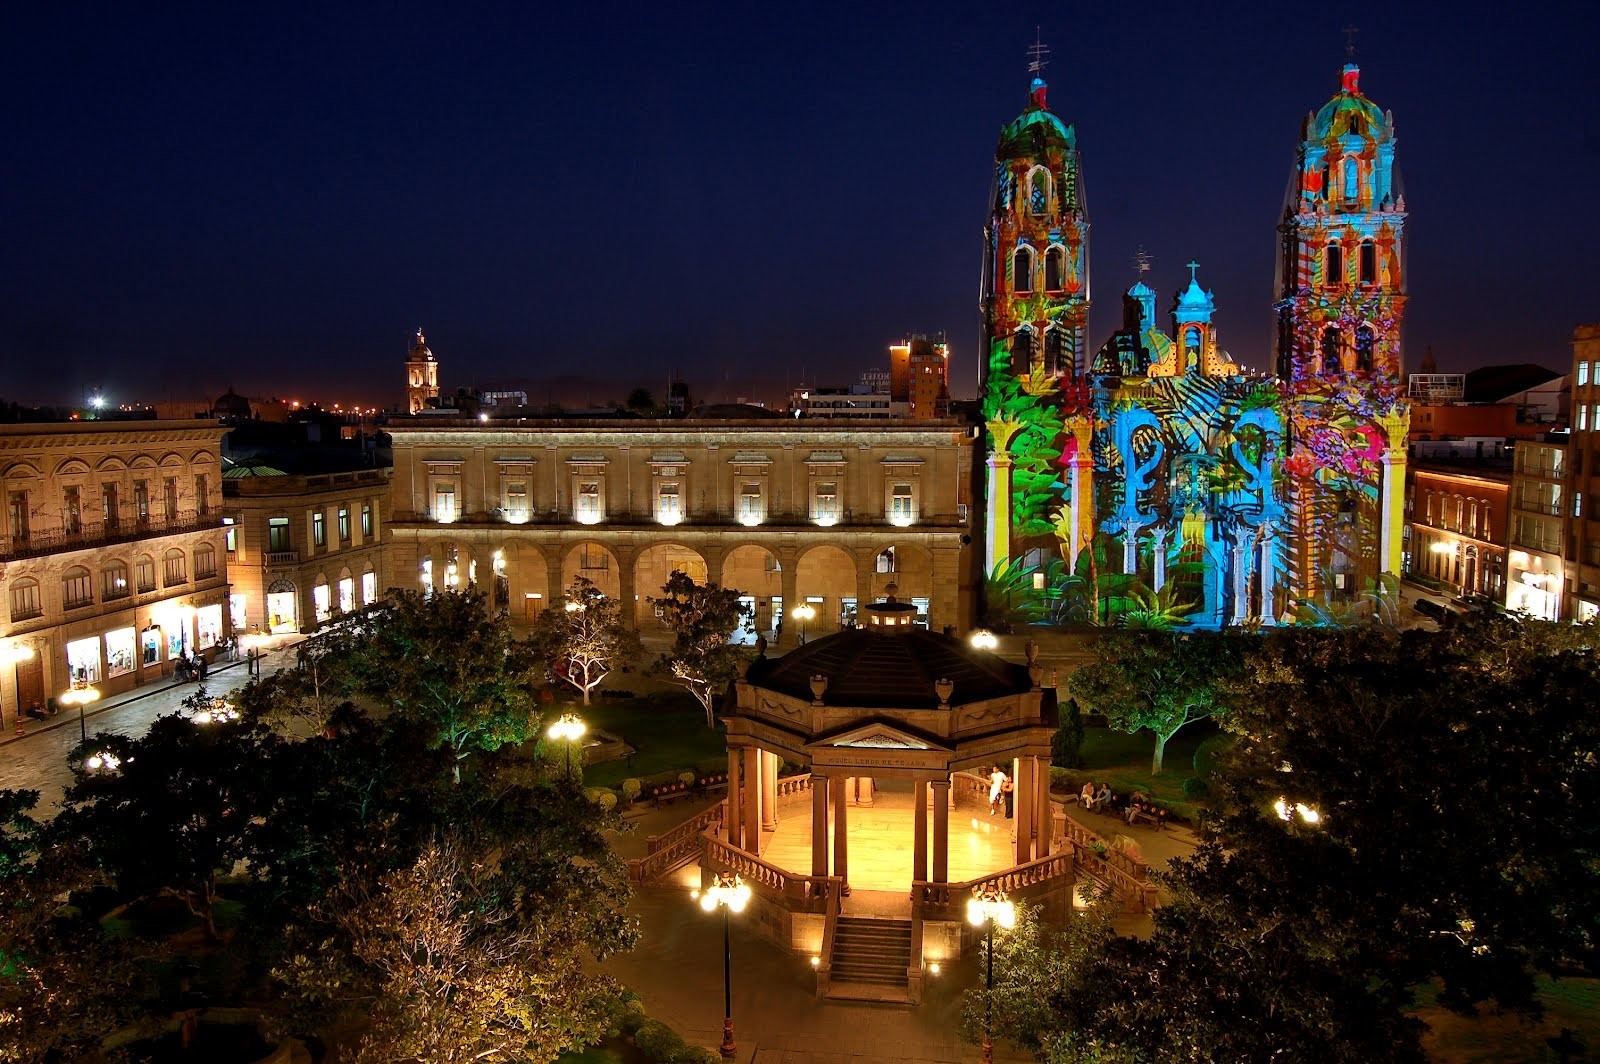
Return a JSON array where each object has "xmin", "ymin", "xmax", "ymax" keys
[{"xmin": 980, "ymin": 60, "xmax": 1409, "ymax": 628}]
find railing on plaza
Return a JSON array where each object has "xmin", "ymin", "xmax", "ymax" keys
[
  {"xmin": 628, "ymin": 801, "xmax": 727, "ymax": 885},
  {"xmin": 910, "ymin": 849, "xmax": 1077, "ymax": 921},
  {"xmin": 774, "ymin": 772, "xmax": 813, "ymax": 806},
  {"xmin": 0, "ymin": 513, "xmax": 224, "ymax": 561},
  {"xmin": 699, "ymin": 833, "xmax": 838, "ymax": 913},
  {"xmin": 816, "ymin": 874, "xmax": 843, "ymax": 999}
]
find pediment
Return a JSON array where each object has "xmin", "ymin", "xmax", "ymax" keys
[{"xmin": 812, "ymin": 722, "xmax": 948, "ymax": 752}]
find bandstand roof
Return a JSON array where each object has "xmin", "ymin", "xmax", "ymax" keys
[{"xmin": 745, "ymin": 628, "xmax": 1033, "ymax": 710}]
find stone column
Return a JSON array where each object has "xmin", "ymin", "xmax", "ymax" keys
[
  {"xmin": 854, "ymin": 555, "xmax": 875, "ymax": 625},
  {"xmin": 616, "ymin": 550, "xmax": 638, "ymax": 630},
  {"xmin": 1013, "ymin": 755, "xmax": 1034, "ymax": 864},
  {"xmin": 854, "ymin": 775, "xmax": 874, "ymax": 807},
  {"xmin": 984, "ymin": 448, "xmax": 1015, "ymax": 575},
  {"xmin": 831, "ymin": 774, "xmax": 849, "ymax": 891},
  {"xmin": 912, "ymin": 779, "xmax": 929, "ymax": 884},
  {"xmin": 742, "ymin": 746, "xmax": 762, "ymax": 853},
  {"xmin": 1034, "ymin": 756, "xmax": 1052, "ymax": 857},
  {"xmin": 931, "ymin": 779, "xmax": 950, "ymax": 883},
  {"xmin": 761, "ymin": 751, "xmax": 779, "ymax": 831},
  {"xmin": 810, "ymin": 773, "xmax": 829, "ymax": 877},
  {"xmin": 726, "ymin": 748, "xmax": 744, "ymax": 850},
  {"xmin": 1377, "ymin": 410, "xmax": 1411, "ymax": 579},
  {"xmin": 1231, "ymin": 537, "xmax": 1250, "ymax": 623},
  {"xmin": 779, "ymin": 558, "xmax": 799, "ymax": 647},
  {"xmin": 1258, "ymin": 528, "xmax": 1278, "ymax": 625},
  {"xmin": 1152, "ymin": 527, "xmax": 1170, "ymax": 593}
]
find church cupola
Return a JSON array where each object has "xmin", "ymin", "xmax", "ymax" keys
[{"xmin": 405, "ymin": 327, "xmax": 441, "ymax": 414}]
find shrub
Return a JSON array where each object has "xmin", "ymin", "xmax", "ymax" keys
[
  {"xmin": 1192, "ymin": 733, "xmax": 1233, "ymax": 782},
  {"xmin": 1048, "ymin": 766, "xmax": 1079, "ymax": 792},
  {"xmin": 1052, "ymin": 698, "xmax": 1086, "ymax": 768},
  {"xmin": 634, "ymin": 1019, "xmax": 687, "ymax": 1062},
  {"xmin": 1180, "ymin": 775, "xmax": 1211, "ymax": 801},
  {"xmin": 620, "ymin": 778, "xmax": 642, "ymax": 805},
  {"xmin": 593, "ymin": 790, "xmax": 619, "ymax": 813},
  {"xmin": 677, "ymin": 1048, "xmax": 722, "ymax": 1064},
  {"xmin": 677, "ymin": 770, "xmax": 696, "ymax": 788}
]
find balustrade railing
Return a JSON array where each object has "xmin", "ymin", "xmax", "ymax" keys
[
  {"xmin": 700, "ymin": 833, "xmax": 837, "ymax": 912},
  {"xmin": 774, "ymin": 773, "xmax": 812, "ymax": 805},
  {"xmin": 0, "ymin": 513, "xmax": 223, "ymax": 561},
  {"xmin": 629, "ymin": 801, "xmax": 726, "ymax": 884}
]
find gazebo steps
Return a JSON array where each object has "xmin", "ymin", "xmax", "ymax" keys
[{"xmin": 828, "ymin": 917, "xmax": 912, "ymax": 995}]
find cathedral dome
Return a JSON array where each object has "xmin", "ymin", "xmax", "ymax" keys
[
  {"xmin": 996, "ymin": 79, "xmax": 1075, "ymax": 160},
  {"xmin": 212, "ymin": 388, "xmax": 251, "ymax": 419},
  {"xmin": 1312, "ymin": 64, "xmax": 1386, "ymax": 140},
  {"xmin": 408, "ymin": 328, "xmax": 434, "ymax": 362}
]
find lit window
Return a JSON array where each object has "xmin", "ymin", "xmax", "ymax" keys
[
  {"xmin": 656, "ymin": 482, "xmax": 682, "ymax": 526},
  {"xmin": 313, "ymin": 512, "xmax": 326, "ymax": 547},
  {"xmin": 313, "ymin": 583, "xmax": 331, "ymax": 622},
  {"xmin": 102, "ymin": 562, "xmax": 129, "ymax": 600},
  {"xmin": 223, "ymin": 517, "xmax": 237, "ymax": 552},
  {"xmin": 361, "ymin": 503, "xmax": 373, "ymax": 537},
  {"xmin": 813, "ymin": 481, "xmax": 839, "ymax": 526},
  {"xmin": 268, "ymin": 517, "xmax": 291, "ymax": 552},
  {"xmin": 889, "ymin": 483, "xmax": 915, "ymax": 526},
  {"xmin": 505, "ymin": 482, "xmax": 529, "ymax": 522},
  {"xmin": 1581, "ymin": 406, "xmax": 1590, "ymax": 433},
  {"xmin": 338, "ymin": 577, "xmax": 355, "ymax": 613},
  {"xmin": 433, "ymin": 483, "xmax": 457, "ymax": 523},
  {"xmin": 361, "ymin": 569, "xmax": 376, "ymax": 604},
  {"xmin": 739, "ymin": 482, "xmax": 763, "ymax": 526},
  {"xmin": 876, "ymin": 547, "xmax": 896, "ymax": 574},
  {"xmin": 576, "ymin": 481, "xmax": 603, "ymax": 524},
  {"xmin": 338, "ymin": 507, "xmax": 350, "ymax": 542}
]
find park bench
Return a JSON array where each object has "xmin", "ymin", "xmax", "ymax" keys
[{"xmin": 1127, "ymin": 806, "xmax": 1167, "ymax": 831}]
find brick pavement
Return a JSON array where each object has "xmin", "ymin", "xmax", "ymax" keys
[{"xmin": 0, "ymin": 638, "xmax": 304, "ymax": 815}]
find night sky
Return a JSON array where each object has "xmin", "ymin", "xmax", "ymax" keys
[{"xmin": 6, "ymin": 2, "xmax": 1596, "ymax": 409}]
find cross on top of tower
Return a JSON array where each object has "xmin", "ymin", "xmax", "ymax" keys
[
  {"xmin": 1342, "ymin": 24, "xmax": 1359, "ymax": 58},
  {"xmin": 1186, "ymin": 260, "xmax": 1201, "ymax": 283},
  {"xmin": 1027, "ymin": 28, "xmax": 1050, "ymax": 79}
]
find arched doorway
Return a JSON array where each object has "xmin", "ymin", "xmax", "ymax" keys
[
  {"xmin": 634, "ymin": 543, "xmax": 709, "ymax": 628},
  {"xmin": 266, "ymin": 579, "xmax": 298, "ymax": 634},
  {"xmin": 795, "ymin": 544, "xmax": 856, "ymax": 634},
  {"xmin": 499, "ymin": 543, "xmax": 550, "ymax": 625},
  {"xmin": 722, "ymin": 545, "xmax": 782, "ymax": 644},
  {"xmin": 561, "ymin": 542, "xmax": 621, "ymax": 601}
]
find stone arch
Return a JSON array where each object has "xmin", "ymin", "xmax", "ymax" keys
[
  {"xmin": 795, "ymin": 544, "xmax": 857, "ymax": 634},
  {"xmin": 561, "ymin": 541, "xmax": 621, "ymax": 601},
  {"xmin": 266, "ymin": 578, "xmax": 299, "ymax": 633},
  {"xmin": 634, "ymin": 542, "xmax": 709, "ymax": 627},
  {"xmin": 498, "ymin": 542, "xmax": 550, "ymax": 625},
  {"xmin": 722, "ymin": 544, "xmax": 783, "ymax": 641},
  {"xmin": 868, "ymin": 542, "xmax": 933, "ymax": 624}
]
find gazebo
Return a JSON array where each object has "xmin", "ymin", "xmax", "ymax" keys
[{"xmin": 706, "ymin": 593, "xmax": 1072, "ymax": 1000}]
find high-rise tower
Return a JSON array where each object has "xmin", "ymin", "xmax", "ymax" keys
[
  {"xmin": 1275, "ymin": 61, "xmax": 1410, "ymax": 600},
  {"xmin": 405, "ymin": 328, "xmax": 440, "ymax": 414},
  {"xmin": 980, "ymin": 72, "xmax": 1090, "ymax": 388}
]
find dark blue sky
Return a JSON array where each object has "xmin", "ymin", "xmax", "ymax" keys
[{"xmin": 6, "ymin": 1, "xmax": 1596, "ymax": 408}]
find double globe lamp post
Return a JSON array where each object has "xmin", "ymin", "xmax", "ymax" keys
[
  {"xmin": 967, "ymin": 885, "xmax": 1016, "ymax": 1064},
  {"xmin": 59, "ymin": 675, "xmax": 101, "ymax": 742},
  {"xmin": 547, "ymin": 711, "xmax": 586, "ymax": 779},
  {"xmin": 790, "ymin": 602, "xmax": 815, "ymax": 645},
  {"xmin": 698, "ymin": 871, "xmax": 752, "ymax": 1060}
]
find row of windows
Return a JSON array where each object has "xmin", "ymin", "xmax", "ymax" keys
[
  {"xmin": 1322, "ymin": 241, "xmax": 1381, "ymax": 287},
  {"xmin": 1010, "ymin": 244, "xmax": 1071, "ymax": 295},
  {"xmin": 8, "ymin": 546, "xmax": 217, "ymax": 622},
  {"xmin": 238, "ymin": 504, "xmax": 374, "ymax": 554},
  {"xmin": 1311, "ymin": 325, "xmax": 1378, "ymax": 375},
  {"xmin": 1420, "ymin": 491, "xmax": 1496, "ymax": 541},
  {"xmin": 6, "ymin": 474, "xmax": 209, "ymax": 542}
]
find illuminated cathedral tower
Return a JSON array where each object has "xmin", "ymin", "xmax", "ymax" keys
[
  {"xmin": 1274, "ymin": 61, "xmax": 1410, "ymax": 602},
  {"xmin": 405, "ymin": 328, "xmax": 440, "ymax": 414},
  {"xmin": 980, "ymin": 71, "xmax": 1090, "ymax": 388}
]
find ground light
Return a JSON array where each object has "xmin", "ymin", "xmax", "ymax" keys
[
  {"xmin": 967, "ymin": 885, "xmax": 1015, "ymax": 1064},
  {"xmin": 547, "ymin": 712, "xmax": 586, "ymax": 778},
  {"xmin": 699, "ymin": 871, "xmax": 751, "ymax": 1060}
]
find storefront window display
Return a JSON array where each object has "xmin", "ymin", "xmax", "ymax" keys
[
  {"xmin": 105, "ymin": 628, "xmax": 136, "ymax": 678},
  {"xmin": 313, "ymin": 583, "xmax": 331, "ymax": 622},
  {"xmin": 338, "ymin": 577, "xmax": 355, "ymax": 614},
  {"xmin": 230, "ymin": 594, "xmax": 247, "ymax": 633},
  {"xmin": 167, "ymin": 622, "xmax": 187, "ymax": 661},
  {"xmin": 142, "ymin": 626, "xmax": 163, "ymax": 666},
  {"xmin": 196, "ymin": 605, "xmax": 222, "ymax": 650},
  {"xmin": 362, "ymin": 570, "xmax": 376, "ymax": 605},
  {"xmin": 67, "ymin": 636, "xmax": 102, "ymax": 684}
]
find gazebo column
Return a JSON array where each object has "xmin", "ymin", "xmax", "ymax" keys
[
  {"xmin": 726, "ymin": 748, "xmax": 744, "ymax": 849},
  {"xmin": 831, "ymin": 775, "xmax": 849, "ymax": 892},
  {"xmin": 854, "ymin": 776, "xmax": 874, "ymax": 807},
  {"xmin": 1034, "ymin": 756, "xmax": 1053, "ymax": 856},
  {"xmin": 742, "ymin": 746, "xmax": 762, "ymax": 854},
  {"xmin": 761, "ymin": 752, "xmax": 779, "ymax": 831},
  {"xmin": 810, "ymin": 772, "xmax": 830, "ymax": 877},
  {"xmin": 912, "ymin": 779, "xmax": 929, "ymax": 883},
  {"xmin": 931, "ymin": 779, "xmax": 950, "ymax": 883},
  {"xmin": 1013, "ymin": 756, "xmax": 1034, "ymax": 864}
]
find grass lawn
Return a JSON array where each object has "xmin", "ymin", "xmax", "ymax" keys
[
  {"xmin": 1060, "ymin": 723, "xmax": 1221, "ymax": 822},
  {"xmin": 1416, "ymin": 977, "xmax": 1600, "ymax": 1062},
  {"xmin": 576, "ymin": 691, "xmax": 728, "ymax": 789}
]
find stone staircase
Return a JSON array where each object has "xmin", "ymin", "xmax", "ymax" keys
[{"xmin": 826, "ymin": 917, "xmax": 912, "ymax": 1000}]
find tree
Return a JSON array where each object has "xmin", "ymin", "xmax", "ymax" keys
[
  {"xmin": 235, "ymin": 628, "xmax": 359, "ymax": 735},
  {"xmin": 57, "ymin": 710, "xmax": 273, "ymax": 942},
  {"xmin": 650, "ymin": 571, "xmax": 752, "ymax": 727},
  {"xmin": 1067, "ymin": 630, "xmax": 1243, "ymax": 773},
  {"xmin": 529, "ymin": 577, "xmax": 641, "ymax": 706},
  {"xmin": 625, "ymin": 387, "xmax": 656, "ymax": 414},
  {"xmin": 343, "ymin": 587, "xmax": 538, "ymax": 780}
]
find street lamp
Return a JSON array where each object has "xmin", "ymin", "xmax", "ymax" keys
[
  {"xmin": 547, "ymin": 712, "xmax": 586, "ymax": 779},
  {"xmin": 1274, "ymin": 797, "xmax": 1323, "ymax": 825},
  {"xmin": 59, "ymin": 676, "xmax": 101, "ymax": 743},
  {"xmin": 240, "ymin": 632, "xmax": 266, "ymax": 678},
  {"xmin": 698, "ymin": 871, "xmax": 752, "ymax": 1060},
  {"xmin": 791, "ymin": 602, "xmax": 816, "ymax": 645},
  {"xmin": 193, "ymin": 697, "xmax": 239, "ymax": 724},
  {"xmin": 969, "ymin": 629, "xmax": 999, "ymax": 651},
  {"xmin": 966, "ymin": 885, "xmax": 1016, "ymax": 1064}
]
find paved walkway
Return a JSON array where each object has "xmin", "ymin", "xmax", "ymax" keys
[{"xmin": 0, "ymin": 638, "xmax": 305, "ymax": 815}]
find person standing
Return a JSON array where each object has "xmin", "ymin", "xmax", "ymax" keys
[{"xmin": 988, "ymin": 764, "xmax": 1007, "ymax": 816}]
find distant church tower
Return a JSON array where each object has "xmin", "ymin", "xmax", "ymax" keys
[
  {"xmin": 1274, "ymin": 60, "xmax": 1410, "ymax": 602},
  {"xmin": 405, "ymin": 328, "xmax": 439, "ymax": 414},
  {"xmin": 980, "ymin": 58, "xmax": 1090, "ymax": 388}
]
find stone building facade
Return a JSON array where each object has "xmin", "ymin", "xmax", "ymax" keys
[
  {"xmin": 1406, "ymin": 464, "xmax": 1511, "ymax": 601},
  {"xmin": 0, "ymin": 421, "xmax": 230, "ymax": 725},
  {"xmin": 222, "ymin": 464, "xmax": 391, "ymax": 634},
  {"xmin": 385, "ymin": 417, "xmax": 977, "ymax": 639},
  {"xmin": 1506, "ymin": 438, "xmax": 1567, "ymax": 621}
]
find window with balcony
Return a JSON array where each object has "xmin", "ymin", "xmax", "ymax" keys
[
  {"xmin": 62, "ymin": 486, "xmax": 82, "ymax": 535},
  {"xmin": 738, "ymin": 482, "xmax": 763, "ymax": 525},
  {"xmin": 504, "ymin": 483, "xmax": 528, "ymax": 522},
  {"xmin": 102, "ymin": 562, "xmax": 129, "ymax": 600},
  {"xmin": 338, "ymin": 507, "xmax": 350, "ymax": 542},
  {"xmin": 7, "ymin": 491, "xmax": 28, "ymax": 545},
  {"xmin": 62, "ymin": 567, "xmax": 92, "ymax": 609},
  {"xmin": 433, "ymin": 483, "xmax": 457, "ymax": 523},
  {"xmin": 656, "ymin": 481, "xmax": 682, "ymax": 525},
  {"xmin": 268, "ymin": 517, "xmax": 291, "ymax": 553},
  {"xmin": 889, "ymin": 483, "xmax": 915, "ymax": 526},
  {"xmin": 136, "ymin": 555, "xmax": 156, "ymax": 593},
  {"xmin": 313, "ymin": 512, "xmax": 326, "ymax": 547},
  {"xmin": 102, "ymin": 483, "xmax": 119, "ymax": 530},
  {"xmin": 195, "ymin": 544, "xmax": 217, "ymax": 580},
  {"xmin": 163, "ymin": 477, "xmax": 178, "ymax": 521},
  {"xmin": 812, "ymin": 481, "xmax": 839, "ymax": 525},
  {"xmin": 575, "ymin": 481, "xmax": 602, "ymax": 524},
  {"xmin": 134, "ymin": 481, "xmax": 150, "ymax": 523},
  {"xmin": 163, "ymin": 549, "xmax": 187, "ymax": 587},
  {"xmin": 9, "ymin": 579, "xmax": 41, "ymax": 621},
  {"xmin": 195, "ymin": 474, "xmax": 210, "ymax": 516}
]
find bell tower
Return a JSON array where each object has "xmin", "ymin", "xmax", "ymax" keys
[
  {"xmin": 405, "ymin": 328, "xmax": 439, "ymax": 414},
  {"xmin": 1275, "ymin": 59, "xmax": 1410, "ymax": 604}
]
